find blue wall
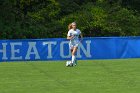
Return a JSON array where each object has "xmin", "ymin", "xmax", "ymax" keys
[{"xmin": 0, "ymin": 37, "xmax": 140, "ymax": 62}]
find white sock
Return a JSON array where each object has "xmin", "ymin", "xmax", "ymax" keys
[{"xmin": 71, "ymin": 55, "xmax": 75, "ymax": 64}]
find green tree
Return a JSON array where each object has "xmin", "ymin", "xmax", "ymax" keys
[{"xmin": 0, "ymin": 0, "xmax": 140, "ymax": 39}]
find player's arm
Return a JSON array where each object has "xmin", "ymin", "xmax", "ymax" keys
[
  {"xmin": 67, "ymin": 35, "xmax": 74, "ymax": 40},
  {"xmin": 67, "ymin": 31, "xmax": 74, "ymax": 40}
]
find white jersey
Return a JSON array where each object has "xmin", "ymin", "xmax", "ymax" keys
[{"xmin": 67, "ymin": 29, "xmax": 81, "ymax": 49}]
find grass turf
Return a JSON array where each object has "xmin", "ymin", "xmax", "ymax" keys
[{"xmin": 0, "ymin": 59, "xmax": 140, "ymax": 93}]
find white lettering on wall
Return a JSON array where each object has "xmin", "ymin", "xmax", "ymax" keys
[
  {"xmin": 43, "ymin": 42, "xmax": 57, "ymax": 58},
  {"xmin": 25, "ymin": 42, "xmax": 40, "ymax": 59},
  {"xmin": 0, "ymin": 40, "xmax": 92, "ymax": 61},
  {"xmin": 0, "ymin": 43, "xmax": 8, "ymax": 60},
  {"xmin": 10, "ymin": 42, "xmax": 22, "ymax": 60},
  {"xmin": 60, "ymin": 41, "xmax": 71, "ymax": 58},
  {"xmin": 77, "ymin": 40, "xmax": 91, "ymax": 58}
]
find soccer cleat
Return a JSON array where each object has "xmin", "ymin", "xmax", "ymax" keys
[
  {"xmin": 70, "ymin": 63, "xmax": 73, "ymax": 67},
  {"xmin": 66, "ymin": 61, "xmax": 71, "ymax": 67},
  {"xmin": 66, "ymin": 61, "xmax": 74, "ymax": 67},
  {"xmin": 66, "ymin": 61, "xmax": 69, "ymax": 67}
]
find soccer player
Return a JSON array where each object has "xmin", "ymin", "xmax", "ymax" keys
[{"xmin": 67, "ymin": 22, "xmax": 83, "ymax": 66}]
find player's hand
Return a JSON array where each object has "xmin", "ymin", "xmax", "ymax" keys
[{"xmin": 67, "ymin": 35, "xmax": 74, "ymax": 40}]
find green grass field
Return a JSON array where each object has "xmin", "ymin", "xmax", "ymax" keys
[{"xmin": 0, "ymin": 59, "xmax": 140, "ymax": 93}]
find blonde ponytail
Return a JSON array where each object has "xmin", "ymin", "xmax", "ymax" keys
[{"xmin": 68, "ymin": 23, "xmax": 72, "ymax": 30}]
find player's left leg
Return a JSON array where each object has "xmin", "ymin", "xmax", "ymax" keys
[{"xmin": 71, "ymin": 47, "xmax": 78, "ymax": 66}]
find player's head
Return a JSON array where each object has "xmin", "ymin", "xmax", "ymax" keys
[
  {"xmin": 72, "ymin": 22, "xmax": 76, "ymax": 30},
  {"xmin": 68, "ymin": 22, "xmax": 77, "ymax": 30}
]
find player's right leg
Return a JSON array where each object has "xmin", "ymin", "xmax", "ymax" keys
[{"xmin": 69, "ymin": 43, "xmax": 74, "ymax": 66}]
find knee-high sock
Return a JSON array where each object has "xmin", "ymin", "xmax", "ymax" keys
[{"xmin": 72, "ymin": 55, "xmax": 75, "ymax": 63}]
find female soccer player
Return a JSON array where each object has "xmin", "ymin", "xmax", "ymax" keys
[{"xmin": 67, "ymin": 22, "xmax": 83, "ymax": 66}]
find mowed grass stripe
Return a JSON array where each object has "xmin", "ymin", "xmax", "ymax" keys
[{"xmin": 0, "ymin": 59, "xmax": 140, "ymax": 93}]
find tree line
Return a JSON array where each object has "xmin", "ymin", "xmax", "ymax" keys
[{"xmin": 0, "ymin": 0, "xmax": 140, "ymax": 39}]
